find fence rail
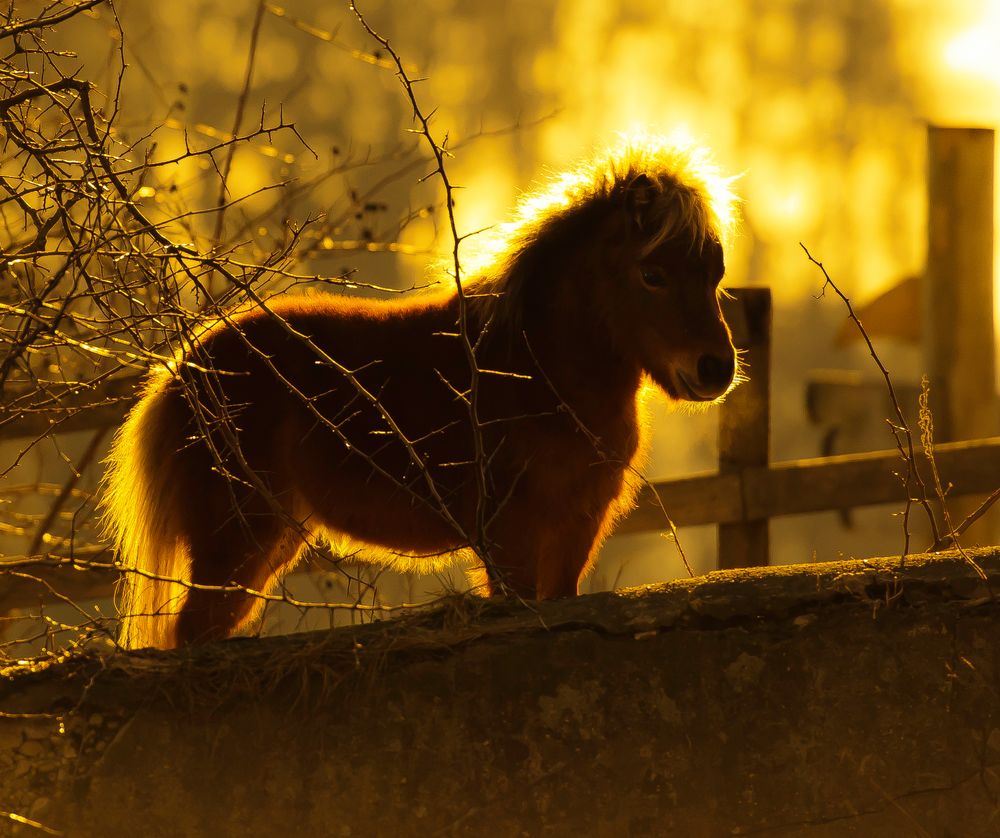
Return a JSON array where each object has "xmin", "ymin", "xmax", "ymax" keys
[{"xmin": 621, "ymin": 435, "xmax": 1000, "ymax": 533}]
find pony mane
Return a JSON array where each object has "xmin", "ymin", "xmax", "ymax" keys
[{"xmin": 465, "ymin": 133, "xmax": 739, "ymax": 330}]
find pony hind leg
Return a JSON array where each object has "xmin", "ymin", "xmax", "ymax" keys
[{"xmin": 174, "ymin": 514, "xmax": 307, "ymax": 646}]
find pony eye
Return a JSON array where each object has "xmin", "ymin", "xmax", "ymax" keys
[{"xmin": 640, "ymin": 266, "xmax": 668, "ymax": 289}]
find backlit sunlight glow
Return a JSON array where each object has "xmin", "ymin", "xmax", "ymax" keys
[
  {"xmin": 937, "ymin": 1, "xmax": 1000, "ymax": 388},
  {"xmin": 457, "ymin": 130, "xmax": 740, "ymax": 283},
  {"xmin": 526, "ymin": 0, "xmax": 1000, "ymax": 388},
  {"xmin": 136, "ymin": 0, "xmax": 999, "ymax": 390},
  {"xmin": 7, "ymin": 0, "xmax": 997, "ymax": 608},
  {"xmin": 943, "ymin": 5, "xmax": 1000, "ymax": 86}
]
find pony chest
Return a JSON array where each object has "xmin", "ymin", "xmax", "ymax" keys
[{"xmin": 508, "ymin": 397, "xmax": 642, "ymax": 487}]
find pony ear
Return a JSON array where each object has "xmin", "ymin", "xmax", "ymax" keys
[{"xmin": 626, "ymin": 173, "xmax": 656, "ymax": 231}]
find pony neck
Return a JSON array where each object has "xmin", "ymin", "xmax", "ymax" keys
[{"xmin": 523, "ymin": 304, "xmax": 642, "ymax": 402}]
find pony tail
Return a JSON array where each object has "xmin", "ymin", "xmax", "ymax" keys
[{"xmin": 101, "ymin": 371, "xmax": 189, "ymax": 649}]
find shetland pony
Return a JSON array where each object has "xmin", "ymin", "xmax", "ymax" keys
[{"xmin": 103, "ymin": 136, "xmax": 739, "ymax": 649}]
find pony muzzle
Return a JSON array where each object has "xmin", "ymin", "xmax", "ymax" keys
[{"xmin": 678, "ymin": 352, "xmax": 736, "ymax": 400}]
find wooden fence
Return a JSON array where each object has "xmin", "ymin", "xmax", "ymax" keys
[{"xmin": 621, "ymin": 287, "xmax": 1000, "ymax": 568}]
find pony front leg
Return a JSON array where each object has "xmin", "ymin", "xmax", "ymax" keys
[
  {"xmin": 486, "ymin": 516, "xmax": 600, "ymax": 600},
  {"xmin": 534, "ymin": 526, "xmax": 601, "ymax": 599}
]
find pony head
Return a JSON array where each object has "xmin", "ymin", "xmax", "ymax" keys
[
  {"xmin": 469, "ymin": 133, "xmax": 741, "ymax": 403},
  {"xmin": 607, "ymin": 137, "xmax": 739, "ymax": 402}
]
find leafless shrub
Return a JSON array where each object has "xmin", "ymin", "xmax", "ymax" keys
[
  {"xmin": 802, "ymin": 244, "xmax": 994, "ymax": 579},
  {"xmin": 0, "ymin": 0, "xmax": 463, "ymax": 655}
]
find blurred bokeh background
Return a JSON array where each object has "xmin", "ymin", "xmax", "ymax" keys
[{"xmin": 2, "ymin": 0, "xmax": 998, "ymax": 642}]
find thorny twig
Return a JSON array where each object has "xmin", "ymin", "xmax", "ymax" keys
[
  {"xmin": 0, "ymin": 809, "xmax": 63, "ymax": 836},
  {"xmin": 350, "ymin": 2, "xmax": 505, "ymax": 590},
  {"xmin": 801, "ymin": 244, "xmax": 987, "ymax": 581},
  {"xmin": 211, "ymin": 0, "xmax": 267, "ymax": 255},
  {"xmin": 0, "ymin": 0, "xmax": 491, "ymax": 650}
]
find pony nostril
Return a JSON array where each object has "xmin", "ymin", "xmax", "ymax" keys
[{"xmin": 697, "ymin": 353, "xmax": 735, "ymax": 390}]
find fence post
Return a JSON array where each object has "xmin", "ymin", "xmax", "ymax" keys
[
  {"xmin": 924, "ymin": 125, "xmax": 997, "ymax": 440},
  {"xmin": 924, "ymin": 125, "xmax": 998, "ymax": 542},
  {"xmin": 718, "ymin": 288, "xmax": 772, "ymax": 568}
]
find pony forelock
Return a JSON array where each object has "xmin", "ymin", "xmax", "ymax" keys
[{"xmin": 464, "ymin": 131, "xmax": 740, "ymax": 326}]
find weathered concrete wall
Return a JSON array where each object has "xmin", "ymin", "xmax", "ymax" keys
[{"xmin": 3, "ymin": 548, "xmax": 1000, "ymax": 836}]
